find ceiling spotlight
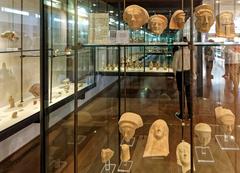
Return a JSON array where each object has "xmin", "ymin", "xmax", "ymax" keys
[{"xmin": 216, "ymin": 0, "xmax": 220, "ymax": 3}]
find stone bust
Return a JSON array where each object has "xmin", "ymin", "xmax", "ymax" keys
[
  {"xmin": 194, "ymin": 123, "xmax": 212, "ymax": 147},
  {"xmin": 215, "ymin": 106, "xmax": 235, "ymax": 135},
  {"xmin": 101, "ymin": 148, "xmax": 114, "ymax": 163},
  {"xmin": 143, "ymin": 119, "xmax": 169, "ymax": 157},
  {"xmin": 194, "ymin": 4, "xmax": 214, "ymax": 33},
  {"xmin": 148, "ymin": 14, "xmax": 168, "ymax": 35},
  {"xmin": 118, "ymin": 112, "xmax": 143, "ymax": 142},
  {"xmin": 176, "ymin": 141, "xmax": 191, "ymax": 173},
  {"xmin": 216, "ymin": 12, "xmax": 235, "ymax": 38},
  {"xmin": 169, "ymin": 10, "xmax": 186, "ymax": 30},
  {"xmin": 123, "ymin": 5, "xmax": 149, "ymax": 30}
]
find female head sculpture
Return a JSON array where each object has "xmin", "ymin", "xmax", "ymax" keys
[
  {"xmin": 216, "ymin": 12, "xmax": 235, "ymax": 38},
  {"xmin": 169, "ymin": 10, "xmax": 186, "ymax": 30},
  {"xmin": 101, "ymin": 148, "xmax": 114, "ymax": 163},
  {"xmin": 143, "ymin": 119, "xmax": 169, "ymax": 157},
  {"xmin": 148, "ymin": 14, "xmax": 168, "ymax": 35},
  {"xmin": 215, "ymin": 106, "xmax": 235, "ymax": 135},
  {"xmin": 118, "ymin": 112, "xmax": 143, "ymax": 142},
  {"xmin": 194, "ymin": 123, "xmax": 212, "ymax": 146},
  {"xmin": 194, "ymin": 4, "xmax": 214, "ymax": 33},
  {"xmin": 176, "ymin": 141, "xmax": 191, "ymax": 173},
  {"xmin": 123, "ymin": 5, "xmax": 149, "ymax": 30}
]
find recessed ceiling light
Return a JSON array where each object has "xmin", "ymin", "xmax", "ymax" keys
[
  {"xmin": 237, "ymin": 0, "xmax": 240, "ymax": 3},
  {"xmin": 216, "ymin": 0, "xmax": 220, "ymax": 3}
]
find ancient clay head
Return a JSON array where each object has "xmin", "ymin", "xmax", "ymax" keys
[
  {"xmin": 194, "ymin": 4, "xmax": 214, "ymax": 33},
  {"xmin": 123, "ymin": 5, "xmax": 149, "ymax": 30},
  {"xmin": 101, "ymin": 148, "xmax": 114, "ymax": 163},
  {"xmin": 148, "ymin": 14, "xmax": 168, "ymax": 35},
  {"xmin": 169, "ymin": 10, "xmax": 186, "ymax": 30},
  {"xmin": 118, "ymin": 112, "xmax": 143, "ymax": 142},
  {"xmin": 29, "ymin": 83, "xmax": 40, "ymax": 98},
  {"xmin": 194, "ymin": 123, "xmax": 212, "ymax": 147},
  {"xmin": 120, "ymin": 144, "xmax": 130, "ymax": 162},
  {"xmin": 215, "ymin": 106, "xmax": 235, "ymax": 135},
  {"xmin": 216, "ymin": 12, "xmax": 235, "ymax": 38},
  {"xmin": 176, "ymin": 141, "xmax": 191, "ymax": 173},
  {"xmin": 143, "ymin": 119, "xmax": 169, "ymax": 157}
]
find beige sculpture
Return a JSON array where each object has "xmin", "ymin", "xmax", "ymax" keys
[
  {"xmin": 194, "ymin": 123, "xmax": 212, "ymax": 146},
  {"xmin": 118, "ymin": 112, "xmax": 143, "ymax": 143},
  {"xmin": 12, "ymin": 111, "xmax": 17, "ymax": 118},
  {"xmin": 1, "ymin": 31, "xmax": 19, "ymax": 41},
  {"xmin": 123, "ymin": 5, "xmax": 149, "ymax": 30},
  {"xmin": 156, "ymin": 61, "xmax": 160, "ymax": 70},
  {"xmin": 215, "ymin": 106, "xmax": 235, "ymax": 135},
  {"xmin": 63, "ymin": 78, "xmax": 70, "ymax": 93},
  {"xmin": 149, "ymin": 61, "xmax": 153, "ymax": 70},
  {"xmin": 216, "ymin": 12, "xmax": 235, "ymax": 38},
  {"xmin": 8, "ymin": 96, "xmax": 15, "ymax": 108},
  {"xmin": 143, "ymin": 119, "xmax": 169, "ymax": 157},
  {"xmin": 29, "ymin": 83, "xmax": 40, "ymax": 98},
  {"xmin": 194, "ymin": 4, "xmax": 214, "ymax": 33},
  {"xmin": 101, "ymin": 148, "xmax": 114, "ymax": 163},
  {"xmin": 120, "ymin": 144, "xmax": 130, "ymax": 162},
  {"xmin": 169, "ymin": 10, "xmax": 186, "ymax": 30},
  {"xmin": 148, "ymin": 15, "xmax": 168, "ymax": 35},
  {"xmin": 176, "ymin": 141, "xmax": 191, "ymax": 173}
]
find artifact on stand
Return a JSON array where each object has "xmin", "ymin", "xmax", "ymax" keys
[
  {"xmin": 194, "ymin": 4, "xmax": 214, "ymax": 33},
  {"xmin": 194, "ymin": 123, "xmax": 214, "ymax": 162},
  {"xmin": 1, "ymin": 31, "xmax": 19, "ymax": 41},
  {"xmin": 149, "ymin": 61, "xmax": 153, "ymax": 70},
  {"xmin": 176, "ymin": 141, "xmax": 191, "ymax": 173},
  {"xmin": 216, "ymin": 12, "xmax": 235, "ymax": 39},
  {"xmin": 118, "ymin": 112, "xmax": 143, "ymax": 146},
  {"xmin": 62, "ymin": 79, "xmax": 70, "ymax": 93},
  {"xmin": 143, "ymin": 119, "xmax": 169, "ymax": 157},
  {"xmin": 33, "ymin": 100, "xmax": 38, "ymax": 105},
  {"xmin": 111, "ymin": 64, "xmax": 116, "ymax": 71},
  {"xmin": 118, "ymin": 144, "xmax": 133, "ymax": 172},
  {"xmin": 12, "ymin": 111, "xmax": 18, "ymax": 118},
  {"xmin": 148, "ymin": 14, "xmax": 168, "ymax": 35},
  {"xmin": 29, "ymin": 83, "xmax": 40, "ymax": 98},
  {"xmin": 100, "ymin": 148, "xmax": 116, "ymax": 173},
  {"xmin": 64, "ymin": 47, "xmax": 72, "ymax": 55},
  {"xmin": 156, "ymin": 61, "xmax": 161, "ymax": 70},
  {"xmin": 169, "ymin": 10, "xmax": 186, "ymax": 30},
  {"xmin": 123, "ymin": 5, "xmax": 149, "ymax": 30},
  {"xmin": 8, "ymin": 96, "xmax": 15, "ymax": 108}
]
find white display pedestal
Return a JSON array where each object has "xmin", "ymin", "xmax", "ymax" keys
[
  {"xmin": 121, "ymin": 137, "xmax": 135, "ymax": 147},
  {"xmin": 195, "ymin": 146, "xmax": 214, "ymax": 163},
  {"xmin": 101, "ymin": 161, "xmax": 116, "ymax": 173},
  {"xmin": 215, "ymin": 135, "xmax": 239, "ymax": 150},
  {"xmin": 117, "ymin": 161, "xmax": 133, "ymax": 172}
]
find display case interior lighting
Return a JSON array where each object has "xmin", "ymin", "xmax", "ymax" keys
[
  {"xmin": 78, "ymin": 7, "xmax": 88, "ymax": 17},
  {"xmin": 1, "ymin": 7, "xmax": 29, "ymax": 16},
  {"xmin": 109, "ymin": 10, "xmax": 114, "ymax": 14},
  {"xmin": 93, "ymin": 3, "xmax": 97, "ymax": 7},
  {"xmin": 237, "ymin": 0, "xmax": 240, "ymax": 3},
  {"xmin": 215, "ymin": 0, "xmax": 220, "ymax": 3}
]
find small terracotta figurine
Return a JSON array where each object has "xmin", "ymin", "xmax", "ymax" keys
[
  {"xmin": 194, "ymin": 4, "xmax": 214, "ymax": 33},
  {"xmin": 120, "ymin": 144, "xmax": 130, "ymax": 162},
  {"xmin": 101, "ymin": 148, "xmax": 114, "ymax": 163},
  {"xmin": 118, "ymin": 112, "xmax": 143, "ymax": 143},
  {"xmin": 29, "ymin": 83, "xmax": 40, "ymax": 98},
  {"xmin": 143, "ymin": 119, "xmax": 169, "ymax": 157},
  {"xmin": 215, "ymin": 106, "xmax": 235, "ymax": 135},
  {"xmin": 176, "ymin": 141, "xmax": 191, "ymax": 173},
  {"xmin": 148, "ymin": 15, "xmax": 168, "ymax": 35},
  {"xmin": 149, "ymin": 61, "xmax": 153, "ymax": 70},
  {"xmin": 63, "ymin": 78, "xmax": 70, "ymax": 93},
  {"xmin": 123, "ymin": 5, "xmax": 149, "ymax": 30},
  {"xmin": 156, "ymin": 61, "xmax": 161, "ymax": 70},
  {"xmin": 169, "ymin": 10, "xmax": 186, "ymax": 30},
  {"xmin": 216, "ymin": 12, "xmax": 235, "ymax": 38},
  {"xmin": 1, "ymin": 31, "xmax": 19, "ymax": 41},
  {"xmin": 194, "ymin": 123, "xmax": 212, "ymax": 146},
  {"xmin": 12, "ymin": 111, "xmax": 18, "ymax": 118},
  {"xmin": 8, "ymin": 96, "xmax": 15, "ymax": 108}
]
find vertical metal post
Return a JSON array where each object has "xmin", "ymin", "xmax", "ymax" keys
[
  {"xmin": 20, "ymin": 0, "xmax": 23, "ymax": 103},
  {"xmin": 50, "ymin": 0, "xmax": 53, "ymax": 103},
  {"xmin": 40, "ymin": 0, "xmax": 49, "ymax": 173}
]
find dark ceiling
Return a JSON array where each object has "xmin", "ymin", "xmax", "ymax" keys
[{"xmin": 103, "ymin": 0, "xmax": 203, "ymax": 14}]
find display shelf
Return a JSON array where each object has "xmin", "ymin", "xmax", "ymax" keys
[
  {"xmin": 0, "ymin": 49, "xmax": 41, "ymax": 54},
  {"xmin": 193, "ymin": 42, "xmax": 240, "ymax": 46}
]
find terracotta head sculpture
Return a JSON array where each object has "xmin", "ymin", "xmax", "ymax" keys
[
  {"xmin": 29, "ymin": 83, "xmax": 40, "ymax": 98},
  {"xmin": 215, "ymin": 106, "xmax": 235, "ymax": 135},
  {"xmin": 118, "ymin": 112, "xmax": 143, "ymax": 142},
  {"xmin": 194, "ymin": 123, "xmax": 212, "ymax": 147},
  {"xmin": 148, "ymin": 14, "xmax": 168, "ymax": 35},
  {"xmin": 123, "ymin": 5, "xmax": 149, "ymax": 30},
  {"xmin": 143, "ymin": 119, "xmax": 169, "ymax": 157},
  {"xmin": 176, "ymin": 141, "xmax": 191, "ymax": 173},
  {"xmin": 101, "ymin": 148, "xmax": 114, "ymax": 163},
  {"xmin": 194, "ymin": 4, "xmax": 214, "ymax": 33},
  {"xmin": 216, "ymin": 12, "xmax": 235, "ymax": 38},
  {"xmin": 169, "ymin": 10, "xmax": 186, "ymax": 30}
]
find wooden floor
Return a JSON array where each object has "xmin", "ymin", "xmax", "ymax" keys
[{"xmin": 1, "ymin": 58, "xmax": 240, "ymax": 173}]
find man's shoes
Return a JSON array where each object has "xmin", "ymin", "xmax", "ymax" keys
[{"xmin": 175, "ymin": 112, "xmax": 183, "ymax": 121}]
